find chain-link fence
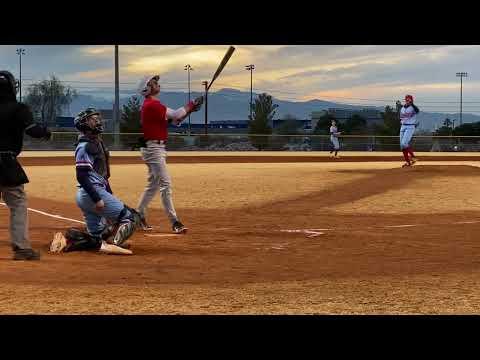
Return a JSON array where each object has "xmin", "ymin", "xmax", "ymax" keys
[{"xmin": 21, "ymin": 132, "xmax": 480, "ymax": 152}]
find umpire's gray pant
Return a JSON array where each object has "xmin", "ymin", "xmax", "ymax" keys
[
  {"xmin": 0, "ymin": 185, "xmax": 32, "ymax": 251},
  {"xmin": 137, "ymin": 142, "xmax": 178, "ymax": 224}
]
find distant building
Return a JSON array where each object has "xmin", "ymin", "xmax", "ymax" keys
[
  {"xmin": 272, "ymin": 119, "xmax": 312, "ymax": 132},
  {"xmin": 210, "ymin": 120, "xmax": 249, "ymax": 129},
  {"xmin": 168, "ymin": 120, "xmax": 250, "ymax": 134},
  {"xmin": 52, "ymin": 108, "xmax": 115, "ymax": 132},
  {"xmin": 54, "ymin": 116, "xmax": 75, "ymax": 131},
  {"xmin": 328, "ymin": 108, "xmax": 382, "ymax": 123},
  {"xmin": 310, "ymin": 108, "xmax": 383, "ymax": 130}
]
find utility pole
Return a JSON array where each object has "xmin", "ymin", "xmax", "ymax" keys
[
  {"xmin": 16, "ymin": 48, "xmax": 25, "ymax": 102},
  {"xmin": 114, "ymin": 45, "xmax": 120, "ymax": 148},
  {"xmin": 456, "ymin": 72, "xmax": 468, "ymax": 126},
  {"xmin": 202, "ymin": 80, "xmax": 208, "ymax": 135},
  {"xmin": 184, "ymin": 64, "xmax": 193, "ymax": 134},
  {"xmin": 245, "ymin": 64, "xmax": 255, "ymax": 120}
]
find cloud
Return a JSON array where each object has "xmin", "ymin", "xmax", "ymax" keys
[{"xmin": 1, "ymin": 45, "xmax": 479, "ymax": 111}]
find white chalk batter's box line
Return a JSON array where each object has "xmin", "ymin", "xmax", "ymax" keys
[
  {"xmin": 0, "ymin": 202, "xmax": 85, "ymax": 224},
  {"xmin": 1, "ymin": 202, "xmax": 480, "ymax": 237},
  {"xmin": 280, "ymin": 220, "xmax": 480, "ymax": 235}
]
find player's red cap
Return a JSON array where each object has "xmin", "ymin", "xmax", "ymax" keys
[{"xmin": 405, "ymin": 94, "xmax": 414, "ymax": 102}]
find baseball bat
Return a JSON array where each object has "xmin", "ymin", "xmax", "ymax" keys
[{"xmin": 207, "ymin": 46, "xmax": 235, "ymax": 91}]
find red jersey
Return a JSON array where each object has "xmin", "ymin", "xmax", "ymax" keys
[{"xmin": 141, "ymin": 97, "xmax": 168, "ymax": 140}]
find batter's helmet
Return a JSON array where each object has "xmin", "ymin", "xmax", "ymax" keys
[
  {"xmin": 137, "ymin": 75, "xmax": 160, "ymax": 97},
  {"xmin": 74, "ymin": 107, "xmax": 103, "ymax": 134}
]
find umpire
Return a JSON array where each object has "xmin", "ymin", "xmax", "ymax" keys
[{"xmin": 0, "ymin": 70, "xmax": 51, "ymax": 260}]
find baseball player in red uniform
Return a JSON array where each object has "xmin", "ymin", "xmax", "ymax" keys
[{"xmin": 136, "ymin": 75, "xmax": 203, "ymax": 233}]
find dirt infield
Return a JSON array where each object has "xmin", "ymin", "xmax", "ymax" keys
[{"xmin": 2, "ymin": 157, "xmax": 480, "ymax": 314}]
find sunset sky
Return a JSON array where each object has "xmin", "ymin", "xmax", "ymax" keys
[{"xmin": 1, "ymin": 45, "xmax": 478, "ymax": 113}]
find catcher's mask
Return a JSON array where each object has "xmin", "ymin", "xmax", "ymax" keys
[{"xmin": 74, "ymin": 107, "xmax": 104, "ymax": 134}]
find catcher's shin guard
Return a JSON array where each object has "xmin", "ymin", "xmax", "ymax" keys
[
  {"xmin": 112, "ymin": 220, "xmax": 136, "ymax": 246},
  {"xmin": 123, "ymin": 205, "xmax": 142, "ymax": 226},
  {"xmin": 63, "ymin": 227, "xmax": 102, "ymax": 252},
  {"xmin": 111, "ymin": 205, "xmax": 141, "ymax": 246}
]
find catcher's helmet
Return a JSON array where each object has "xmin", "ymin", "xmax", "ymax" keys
[
  {"xmin": 137, "ymin": 74, "xmax": 159, "ymax": 97},
  {"xmin": 0, "ymin": 71, "xmax": 18, "ymax": 96},
  {"xmin": 74, "ymin": 107, "xmax": 103, "ymax": 134}
]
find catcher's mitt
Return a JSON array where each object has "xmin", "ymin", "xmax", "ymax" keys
[{"xmin": 50, "ymin": 232, "xmax": 68, "ymax": 253}]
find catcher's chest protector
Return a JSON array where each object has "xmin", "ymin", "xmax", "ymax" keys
[{"xmin": 78, "ymin": 136, "xmax": 111, "ymax": 180}]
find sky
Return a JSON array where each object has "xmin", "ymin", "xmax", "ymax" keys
[{"xmin": 1, "ymin": 45, "xmax": 479, "ymax": 113}]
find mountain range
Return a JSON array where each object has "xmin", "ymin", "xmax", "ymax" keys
[{"xmin": 65, "ymin": 88, "xmax": 480, "ymax": 131}]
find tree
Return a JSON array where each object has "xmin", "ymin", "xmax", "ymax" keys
[
  {"xmin": 451, "ymin": 122, "xmax": 480, "ymax": 136},
  {"xmin": 24, "ymin": 75, "xmax": 77, "ymax": 126},
  {"xmin": 273, "ymin": 114, "xmax": 303, "ymax": 149},
  {"xmin": 343, "ymin": 114, "xmax": 367, "ymax": 134},
  {"xmin": 395, "ymin": 100, "xmax": 402, "ymax": 115},
  {"xmin": 120, "ymin": 96, "xmax": 142, "ymax": 133},
  {"xmin": 433, "ymin": 121, "xmax": 480, "ymax": 136},
  {"xmin": 248, "ymin": 93, "xmax": 277, "ymax": 149},
  {"xmin": 310, "ymin": 112, "xmax": 337, "ymax": 151},
  {"xmin": 313, "ymin": 113, "xmax": 336, "ymax": 135},
  {"xmin": 274, "ymin": 114, "xmax": 302, "ymax": 135},
  {"xmin": 434, "ymin": 126, "xmax": 452, "ymax": 136},
  {"xmin": 375, "ymin": 105, "xmax": 401, "ymax": 136},
  {"xmin": 371, "ymin": 104, "xmax": 402, "ymax": 150},
  {"xmin": 434, "ymin": 117, "xmax": 454, "ymax": 136}
]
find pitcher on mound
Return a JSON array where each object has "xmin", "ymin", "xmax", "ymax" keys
[{"xmin": 399, "ymin": 94, "xmax": 420, "ymax": 167}]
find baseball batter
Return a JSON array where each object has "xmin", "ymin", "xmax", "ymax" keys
[
  {"xmin": 50, "ymin": 107, "xmax": 140, "ymax": 255},
  {"xmin": 329, "ymin": 119, "xmax": 341, "ymax": 158},
  {"xmin": 136, "ymin": 75, "xmax": 203, "ymax": 233},
  {"xmin": 399, "ymin": 94, "xmax": 420, "ymax": 167}
]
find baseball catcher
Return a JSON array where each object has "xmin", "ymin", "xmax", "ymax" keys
[{"xmin": 49, "ymin": 107, "xmax": 141, "ymax": 255}]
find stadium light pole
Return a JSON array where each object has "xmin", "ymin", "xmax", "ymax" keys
[
  {"xmin": 456, "ymin": 72, "xmax": 468, "ymax": 126},
  {"xmin": 184, "ymin": 64, "xmax": 193, "ymax": 135},
  {"xmin": 114, "ymin": 45, "xmax": 120, "ymax": 148},
  {"xmin": 16, "ymin": 48, "xmax": 25, "ymax": 102},
  {"xmin": 202, "ymin": 80, "xmax": 209, "ymax": 135},
  {"xmin": 245, "ymin": 64, "xmax": 255, "ymax": 121}
]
